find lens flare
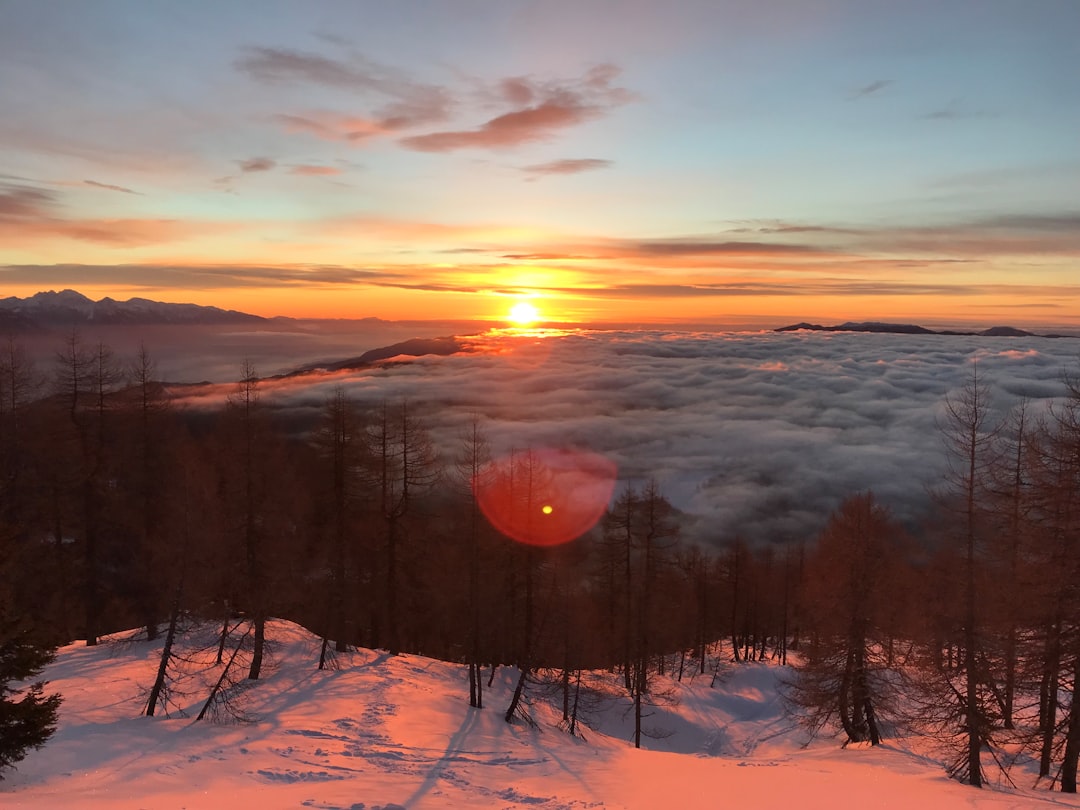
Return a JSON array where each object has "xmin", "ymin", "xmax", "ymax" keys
[{"xmin": 473, "ymin": 447, "xmax": 617, "ymax": 546}]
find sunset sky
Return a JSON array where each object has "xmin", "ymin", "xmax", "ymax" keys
[{"xmin": 2, "ymin": 1, "xmax": 1078, "ymax": 326}]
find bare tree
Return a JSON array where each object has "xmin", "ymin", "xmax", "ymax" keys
[
  {"xmin": 365, "ymin": 400, "xmax": 439, "ymax": 655},
  {"xmin": 454, "ymin": 416, "xmax": 493, "ymax": 708},
  {"xmin": 313, "ymin": 388, "xmax": 366, "ymax": 658},
  {"xmin": 935, "ymin": 364, "xmax": 1002, "ymax": 786},
  {"xmin": 788, "ymin": 492, "xmax": 906, "ymax": 745}
]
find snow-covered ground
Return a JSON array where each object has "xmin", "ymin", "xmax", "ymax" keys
[{"xmin": 4, "ymin": 621, "xmax": 1075, "ymax": 809}]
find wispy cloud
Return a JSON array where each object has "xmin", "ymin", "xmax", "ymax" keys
[
  {"xmin": 289, "ymin": 164, "xmax": 343, "ymax": 176},
  {"xmin": 271, "ymin": 112, "xmax": 386, "ymax": 142},
  {"xmin": 238, "ymin": 46, "xmax": 451, "ymax": 131},
  {"xmin": 236, "ymin": 47, "xmax": 361, "ymax": 87},
  {"xmin": 521, "ymin": 158, "xmax": 612, "ymax": 177},
  {"xmin": 0, "ymin": 183, "xmax": 55, "ymax": 219},
  {"xmin": 617, "ymin": 238, "xmax": 822, "ymax": 257},
  {"xmin": 84, "ymin": 179, "xmax": 140, "ymax": 194},
  {"xmin": 851, "ymin": 79, "xmax": 892, "ymax": 100},
  {"xmin": 0, "ymin": 262, "xmax": 407, "ymax": 289},
  {"xmin": 401, "ymin": 65, "xmax": 633, "ymax": 152},
  {"xmin": 920, "ymin": 98, "xmax": 993, "ymax": 120},
  {"xmin": 237, "ymin": 157, "xmax": 276, "ymax": 173},
  {"xmin": 0, "ymin": 183, "xmax": 226, "ymax": 245}
]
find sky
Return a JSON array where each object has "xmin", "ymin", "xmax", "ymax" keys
[{"xmin": 1, "ymin": 0, "xmax": 1078, "ymax": 327}]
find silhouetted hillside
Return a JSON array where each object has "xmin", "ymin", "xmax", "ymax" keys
[
  {"xmin": 776, "ymin": 321, "xmax": 1039, "ymax": 337},
  {"xmin": 286, "ymin": 335, "xmax": 467, "ymax": 375}
]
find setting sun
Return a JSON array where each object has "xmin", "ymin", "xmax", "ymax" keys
[{"xmin": 508, "ymin": 301, "xmax": 541, "ymax": 326}]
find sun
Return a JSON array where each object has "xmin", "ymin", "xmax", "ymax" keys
[{"xmin": 508, "ymin": 301, "xmax": 541, "ymax": 326}]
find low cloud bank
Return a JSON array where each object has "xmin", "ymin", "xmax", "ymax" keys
[{"xmin": 177, "ymin": 328, "xmax": 1080, "ymax": 547}]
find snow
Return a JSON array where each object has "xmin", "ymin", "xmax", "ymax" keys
[{"xmin": 4, "ymin": 621, "xmax": 1076, "ymax": 809}]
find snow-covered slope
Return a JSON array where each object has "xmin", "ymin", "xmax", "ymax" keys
[{"xmin": 3, "ymin": 621, "xmax": 1074, "ymax": 809}]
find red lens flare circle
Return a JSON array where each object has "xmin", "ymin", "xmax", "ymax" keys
[{"xmin": 473, "ymin": 447, "xmax": 617, "ymax": 546}]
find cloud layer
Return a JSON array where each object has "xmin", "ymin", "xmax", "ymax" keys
[{"xmin": 171, "ymin": 328, "xmax": 1080, "ymax": 548}]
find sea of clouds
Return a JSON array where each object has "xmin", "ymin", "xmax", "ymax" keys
[{"xmin": 173, "ymin": 328, "xmax": 1080, "ymax": 548}]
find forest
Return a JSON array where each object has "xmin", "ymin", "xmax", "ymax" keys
[{"xmin": 1, "ymin": 331, "xmax": 1080, "ymax": 792}]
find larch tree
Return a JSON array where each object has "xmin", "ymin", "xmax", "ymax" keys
[
  {"xmin": 313, "ymin": 387, "xmax": 366, "ymax": 659},
  {"xmin": 788, "ymin": 492, "xmax": 905, "ymax": 745},
  {"xmin": 365, "ymin": 400, "xmax": 439, "ymax": 655},
  {"xmin": 453, "ymin": 416, "xmax": 494, "ymax": 708},
  {"xmin": 936, "ymin": 364, "xmax": 1001, "ymax": 787}
]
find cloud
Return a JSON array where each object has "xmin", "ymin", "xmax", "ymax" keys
[
  {"xmin": 272, "ymin": 112, "xmax": 386, "ymax": 142},
  {"xmin": 289, "ymin": 164, "xmax": 344, "ymax": 176},
  {"xmin": 401, "ymin": 65, "xmax": 632, "ymax": 152},
  {"xmin": 158, "ymin": 329, "xmax": 1080, "ymax": 548},
  {"xmin": 236, "ymin": 47, "xmax": 361, "ymax": 87},
  {"xmin": 0, "ymin": 262, "xmax": 422, "ymax": 291},
  {"xmin": 920, "ymin": 98, "xmax": 993, "ymax": 121},
  {"xmin": 237, "ymin": 157, "xmax": 276, "ymax": 173},
  {"xmin": 851, "ymin": 79, "xmax": 892, "ymax": 99},
  {"xmin": 401, "ymin": 102, "xmax": 595, "ymax": 152},
  {"xmin": 521, "ymin": 158, "xmax": 612, "ymax": 177},
  {"xmin": 1, "ymin": 219, "xmax": 226, "ymax": 247},
  {"xmin": 0, "ymin": 183, "xmax": 199, "ymax": 245},
  {"xmin": 239, "ymin": 46, "xmax": 451, "ymax": 131},
  {"xmin": 0, "ymin": 183, "xmax": 56, "ymax": 219},
  {"xmin": 861, "ymin": 212, "xmax": 1080, "ymax": 256},
  {"xmin": 84, "ymin": 179, "xmax": 140, "ymax": 194},
  {"xmin": 619, "ymin": 238, "xmax": 821, "ymax": 257}
]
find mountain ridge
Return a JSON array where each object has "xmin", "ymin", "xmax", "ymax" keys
[
  {"xmin": 0, "ymin": 289, "xmax": 268, "ymax": 328},
  {"xmin": 774, "ymin": 321, "xmax": 1068, "ymax": 338}
]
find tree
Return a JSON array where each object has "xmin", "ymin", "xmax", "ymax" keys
[
  {"xmin": 599, "ymin": 480, "xmax": 679, "ymax": 746},
  {"xmin": 119, "ymin": 344, "xmax": 174, "ymax": 640},
  {"xmin": 499, "ymin": 448, "xmax": 556, "ymax": 724},
  {"xmin": 52, "ymin": 333, "xmax": 122, "ymax": 646},
  {"xmin": 453, "ymin": 416, "xmax": 494, "ymax": 708},
  {"xmin": 628, "ymin": 480, "xmax": 679, "ymax": 748},
  {"xmin": 365, "ymin": 400, "xmax": 439, "ymax": 655},
  {"xmin": 1022, "ymin": 374, "xmax": 1080, "ymax": 791},
  {"xmin": 312, "ymin": 388, "xmax": 366, "ymax": 658},
  {"xmin": 788, "ymin": 492, "xmax": 905, "ymax": 745},
  {"xmin": 0, "ymin": 626, "xmax": 61, "ymax": 777},
  {"xmin": 935, "ymin": 364, "xmax": 1001, "ymax": 786}
]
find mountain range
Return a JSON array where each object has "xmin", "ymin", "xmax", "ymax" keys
[
  {"xmin": 0, "ymin": 289, "xmax": 267, "ymax": 329},
  {"xmin": 775, "ymin": 321, "xmax": 1056, "ymax": 337},
  {"xmin": 1, "ymin": 291, "xmax": 1065, "ymax": 341}
]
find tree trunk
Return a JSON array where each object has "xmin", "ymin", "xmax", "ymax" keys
[
  {"xmin": 1040, "ymin": 619, "xmax": 1061, "ymax": 777},
  {"xmin": 504, "ymin": 667, "xmax": 528, "ymax": 723},
  {"xmin": 1061, "ymin": 657, "xmax": 1080, "ymax": 793},
  {"xmin": 145, "ymin": 580, "xmax": 183, "ymax": 717},
  {"xmin": 248, "ymin": 615, "xmax": 265, "ymax": 680}
]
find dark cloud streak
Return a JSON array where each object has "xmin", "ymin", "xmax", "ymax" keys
[
  {"xmin": 237, "ymin": 157, "xmax": 276, "ymax": 173},
  {"xmin": 521, "ymin": 158, "xmax": 613, "ymax": 177},
  {"xmin": 84, "ymin": 179, "xmax": 140, "ymax": 194}
]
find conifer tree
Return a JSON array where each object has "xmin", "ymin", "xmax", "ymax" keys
[{"xmin": 0, "ymin": 628, "xmax": 61, "ymax": 778}]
